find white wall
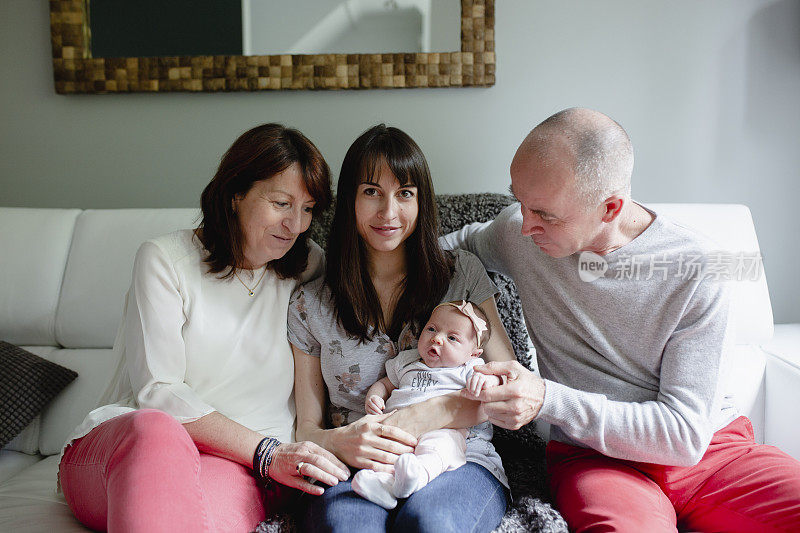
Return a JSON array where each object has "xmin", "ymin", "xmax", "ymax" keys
[{"xmin": 1, "ymin": 0, "xmax": 798, "ymax": 323}]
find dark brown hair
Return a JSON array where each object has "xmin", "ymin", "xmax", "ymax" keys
[
  {"xmin": 198, "ymin": 123, "xmax": 331, "ymax": 279},
  {"xmin": 326, "ymin": 124, "xmax": 453, "ymax": 342}
]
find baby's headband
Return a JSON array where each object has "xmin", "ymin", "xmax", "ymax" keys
[{"xmin": 434, "ymin": 300, "xmax": 488, "ymax": 346}]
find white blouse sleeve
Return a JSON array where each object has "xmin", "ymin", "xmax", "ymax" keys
[{"xmin": 124, "ymin": 241, "xmax": 215, "ymax": 422}]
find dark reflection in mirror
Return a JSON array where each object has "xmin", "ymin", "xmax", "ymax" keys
[{"xmin": 90, "ymin": 0, "xmax": 243, "ymax": 58}]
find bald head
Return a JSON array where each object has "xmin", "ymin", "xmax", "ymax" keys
[{"xmin": 514, "ymin": 108, "xmax": 634, "ymax": 210}]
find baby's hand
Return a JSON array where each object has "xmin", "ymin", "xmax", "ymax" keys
[
  {"xmin": 365, "ymin": 395, "xmax": 385, "ymax": 415},
  {"xmin": 466, "ymin": 373, "xmax": 502, "ymax": 398}
]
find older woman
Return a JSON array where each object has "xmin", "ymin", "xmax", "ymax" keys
[
  {"xmin": 290, "ymin": 125, "xmax": 514, "ymax": 531},
  {"xmin": 58, "ymin": 124, "xmax": 349, "ymax": 532}
]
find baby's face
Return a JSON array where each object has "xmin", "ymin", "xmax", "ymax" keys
[{"xmin": 417, "ymin": 306, "xmax": 482, "ymax": 368}]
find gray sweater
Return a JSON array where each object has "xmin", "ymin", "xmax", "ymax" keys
[{"xmin": 443, "ymin": 203, "xmax": 737, "ymax": 466}]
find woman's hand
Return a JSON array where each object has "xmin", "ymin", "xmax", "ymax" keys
[
  {"xmin": 382, "ymin": 394, "xmax": 486, "ymax": 438},
  {"xmin": 268, "ymin": 441, "xmax": 350, "ymax": 496},
  {"xmin": 329, "ymin": 412, "xmax": 417, "ymax": 473}
]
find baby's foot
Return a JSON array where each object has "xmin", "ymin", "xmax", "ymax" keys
[
  {"xmin": 352, "ymin": 469, "xmax": 398, "ymax": 509},
  {"xmin": 393, "ymin": 454, "xmax": 429, "ymax": 498}
]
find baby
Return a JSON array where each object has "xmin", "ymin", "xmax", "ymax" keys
[{"xmin": 352, "ymin": 300, "xmax": 503, "ymax": 509}]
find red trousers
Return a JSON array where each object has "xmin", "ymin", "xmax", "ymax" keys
[
  {"xmin": 547, "ymin": 416, "xmax": 800, "ymax": 532},
  {"xmin": 60, "ymin": 409, "xmax": 294, "ymax": 532}
]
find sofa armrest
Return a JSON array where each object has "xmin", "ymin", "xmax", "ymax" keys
[{"xmin": 761, "ymin": 324, "xmax": 800, "ymax": 461}]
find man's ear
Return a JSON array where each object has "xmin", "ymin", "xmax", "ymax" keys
[
  {"xmin": 472, "ymin": 347, "xmax": 484, "ymax": 358},
  {"xmin": 601, "ymin": 195, "xmax": 625, "ymax": 223}
]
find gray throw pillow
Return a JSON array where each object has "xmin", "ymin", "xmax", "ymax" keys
[{"xmin": 0, "ymin": 341, "xmax": 78, "ymax": 449}]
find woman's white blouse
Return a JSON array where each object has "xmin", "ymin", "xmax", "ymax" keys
[{"xmin": 61, "ymin": 229, "xmax": 323, "ymax": 459}]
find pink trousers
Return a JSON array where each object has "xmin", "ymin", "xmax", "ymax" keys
[
  {"xmin": 547, "ymin": 416, "xmax": 800, "ymax": 532},
  {"xmin": 60, "ymin": 409, "xmax": 288, "ymax": 532}
]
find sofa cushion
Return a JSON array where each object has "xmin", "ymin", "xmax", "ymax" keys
[
  {"xmin": 0, "ymin": 456, "xmax": 85, "ymax": 532},
  {"xmin": 2, "ymin": 347, "xmax": 57, "ymax": 455},
  {"xmin": 55, "ymin": 209, "xmax": 199, "ymax": 348},
  {"xmin": 0, "ymin": 208, "xmax": 80, "ymax": 346},
  {"xmin": 0, "ymin": 450, "xmax": 41, "ymax": 485},
  {"xmin": 0, "ymin": 342, "xmax": 78, "ymax": 449}
]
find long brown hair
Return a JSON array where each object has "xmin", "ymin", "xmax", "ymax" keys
[
  {"xmin": 326, "ymin": 124, "xmax": 453, "ymax": 341},
  {"xmin": 198, "ymin": 123, "xmax": 331, "ymax": 279}
]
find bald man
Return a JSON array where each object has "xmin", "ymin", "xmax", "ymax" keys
[{"xmin": 444, "ymin": 108, "xmax": 800, "ymax": 531}]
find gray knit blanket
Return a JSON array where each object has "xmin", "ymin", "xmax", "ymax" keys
[{"xmin": 255, "ymin": 194, "xmax": 567, "ymax": 533}]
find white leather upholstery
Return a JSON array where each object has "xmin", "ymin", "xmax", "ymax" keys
[
  {"xmin": 0, "ymin": 209, "xmax": 80, "ymax": 345},
  {"xmin": 648, "ymin": 204, "xmax": 773, "ymax": 345},
  {"xmin": 762, "ymin": 324, "xmax": 800, "ymax": 460},
  {"xmin": 37, "ymin": 349, "xmax": 120, "ymax": 456},
  {"xmin": 0, "ymin": 451, "xmax": 41, "ymax": 485},
  {"xmin": 0, "ymin": 457, "xmax": 83, "ymax": 532},
  {"xmin": 55, "ymin": 209, "xmax": 199, "ymax": 348}
]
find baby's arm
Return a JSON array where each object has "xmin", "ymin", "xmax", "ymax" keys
[
  {"xmin": 466, "ymin": 371, "xmax": 503, "ymax": 398},
  {"xmin": 365, "ymin": 376, "xmax": 396, "ymax": 415}
]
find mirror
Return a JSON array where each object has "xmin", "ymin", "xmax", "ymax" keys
[
  {"xmin": 50, "ymin": 0, "xmax": 494, "ymax": 93},
  {"xmin": 88, "ymin": 1, "xmax": 461, "ymax": 58}
]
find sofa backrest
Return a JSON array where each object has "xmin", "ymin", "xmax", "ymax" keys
[
  {"xmin": 55, "ymin": 209, "xmax": 199, "ymax": 349},
  {"xmin": 2, "ymin": 202, "xmax": 773, "ymax": 350},
  {"xmin": 0, "ymin": 208, "xmax": 81, "ymax": 346}
]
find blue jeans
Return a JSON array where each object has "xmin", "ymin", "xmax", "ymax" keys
[{"xmin": 301, "ymin": 462, "xmax": 508, "ymax": 533}]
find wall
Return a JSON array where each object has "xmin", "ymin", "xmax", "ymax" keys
[{"xmin": 1, "ymin": 0, "xmax": 798, "ymax": 323}]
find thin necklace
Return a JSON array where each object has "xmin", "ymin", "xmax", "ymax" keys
[{"xmin": 234, "ymin": 266, "xmax": 267, "ymax": 297}]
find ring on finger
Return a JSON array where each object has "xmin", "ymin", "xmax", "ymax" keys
[{"xmin": 296, "ymin": 461, "xmax": 305, "ymax": 474}]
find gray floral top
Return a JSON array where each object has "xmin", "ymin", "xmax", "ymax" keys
[{"xmin": 288, "ymin": 250, "xmax": 508, "ymax": 486}]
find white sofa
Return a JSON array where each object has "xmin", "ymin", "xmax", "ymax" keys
[{"xmin": 1, "ymin": 204, "xmax": 798, "ymax": 532}]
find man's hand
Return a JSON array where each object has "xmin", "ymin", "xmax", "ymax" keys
[{"xmin": 461, "ymin": 360, "xmax": 545, "ymax": 430}]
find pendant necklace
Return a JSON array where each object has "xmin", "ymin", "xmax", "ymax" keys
[{"xmin": 234, "ymin": 267, "xmax": 267, "ymax": 297}]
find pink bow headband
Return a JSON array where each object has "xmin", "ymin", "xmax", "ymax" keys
[{"xmin": 434, "ymin": 300, "xmax": 488, "ymax": 346}]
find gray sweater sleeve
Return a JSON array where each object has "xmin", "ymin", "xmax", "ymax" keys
[{"xmin": 539, "ymin": 278, "xmax": 734, "ymax": 466}]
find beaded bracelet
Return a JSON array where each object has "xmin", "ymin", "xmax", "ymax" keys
[{"xmin": 252, "ymin": 436, "xmax": 281, "ymax": 486}]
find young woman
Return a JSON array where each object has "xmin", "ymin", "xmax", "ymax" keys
[
  {"xmin": 290, "ymin": 124, "xmax": 513, "ymax": 531},
  {"xmin": 59, "ymin": 124, "xmax": 349, "ymax": 532}
]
